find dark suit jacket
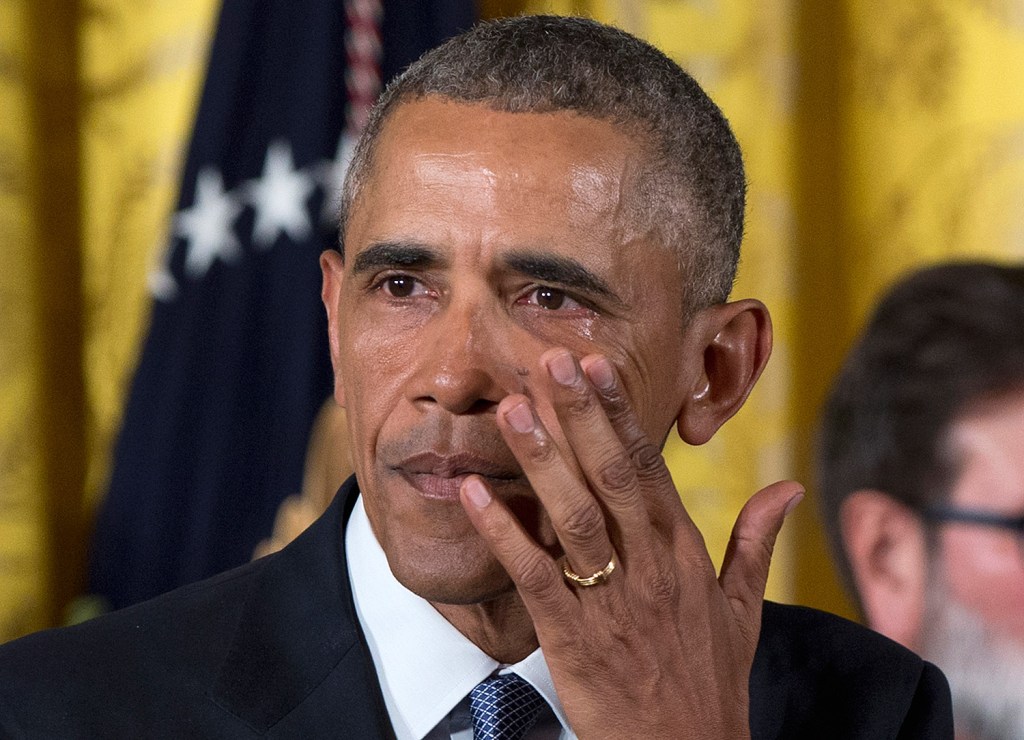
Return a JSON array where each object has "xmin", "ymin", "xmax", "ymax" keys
[{"xmin": 0, "ymin": 477, "xmax": 952, "ymax": 738}]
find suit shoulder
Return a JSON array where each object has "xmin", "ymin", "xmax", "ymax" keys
[
  {"xmin": 751, "ymin": 602, "xmax": 952, "ymax": 739},
  {"xmin": 0, "ymin": 556, "xmax": 264, "ymax": 665},
  {"xmin": 758, "ymin": 601, "xmax": 914, "ymax": 668},
  {"xmin": 0, "ymin": 556, "xmax": 269, "ymax": 736}
]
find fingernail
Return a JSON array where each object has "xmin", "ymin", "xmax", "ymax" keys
[
  {"xmin": 547, "ymin": 351, "xmax": 578, "ymax": 386},
  {"xmin": 464, "ymin": 477, "xmax": 491, "ymax": 509},
  {"xmin": 586, "ymin": 357, "xmax": 615, "ymax": 391},
  {"xmin": 505, "ymin": 400, "xmax": 535, "ymax": 433},
  {"xmin": 784, "ymin": 493, "xmax": 804, "ymax": 518}
]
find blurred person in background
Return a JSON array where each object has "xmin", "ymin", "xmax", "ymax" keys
[{"xmin": 819, "ymin": 261, "xmax": 1024, "ymax": 740}]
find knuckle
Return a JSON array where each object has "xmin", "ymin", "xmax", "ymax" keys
[
  {"xmin": 565, "ymin": 387, "xmax": 599, "ymax": 418},
  {"xmin": 525, "ymin": 434, "xmax": 558, "ymax": 465},
  {"xmin": 642, "ymin": 566, "xmax": 681, "ymax": 608},
  {"xmin": 596, "ymin": 453, "xmax": 636, "ymax": 495},
  {"xmin": 601, "ymin": 383, "xmax": 630, "ymax": 414},
  {"xmin": 514, "ymin": 550, "xmax": 560, "ymax": 594},
  {"xmin": 638, "ymin": 560, "xmax": 679, "ymax": 605},
  {"xmin": 605, "ymin": 392, "xmax": 641, "ymax": 431},
  {"xmin": 559, "ymin": 501, "xmax": 606, "ymax": 543},
  {"xmin": 735, "ymin": 531, "xmax": 776, "ymax": 565},
  {"xmin": 629, "ymin": 441, "xmax": 669, "ymax": 481}
]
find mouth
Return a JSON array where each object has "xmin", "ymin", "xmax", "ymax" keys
[{"xmin": 393, "ymin": 451, "xmax": 522, "ymax": 501}]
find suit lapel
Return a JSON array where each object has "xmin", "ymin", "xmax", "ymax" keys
[{"xmin": 210, "ymin": 477, "xmax": 394, "ymax": 737}]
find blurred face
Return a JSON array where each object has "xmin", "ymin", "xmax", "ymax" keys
[
  {"xmin": 923, "ymin": 392, "xmax": 1024, "ymax": 740},
  {"xmin": 322, "ymin": 98, "xmax": 695, "ymax": 605},
  {"xmin": 935, "ymin": 390, "xmax": 1024, "ymax": 645}
]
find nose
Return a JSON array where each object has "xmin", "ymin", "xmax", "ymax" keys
[{"xmin": 409, "ymin": 298, "xmax": 515, "ymax": 416}]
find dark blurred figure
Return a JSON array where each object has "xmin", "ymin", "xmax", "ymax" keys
[{"xmin": 819, "ymin": 262, "xmax": 1024, "ymax": 740}]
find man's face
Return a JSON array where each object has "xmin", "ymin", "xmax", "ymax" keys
[
  {"xmin": 923, "ymin": 390, "xmax": 1024, "ymax": 740},
  {"xmin": 935, "ymin": 390, "xmax": 1024, "ymax": 645},
  {"xmin": 322, "ymin": 98, "xmax": 696, "ymax": 606}
]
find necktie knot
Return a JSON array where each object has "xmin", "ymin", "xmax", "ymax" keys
[{"xmin": 469, "ymin": 673, "xmax": 547, "ymax": 740}]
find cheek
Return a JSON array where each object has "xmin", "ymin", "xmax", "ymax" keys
[
  {"xmin": 344, "ymin": 306, "xmax": 422, "ymax": 385},
  {"xmin": 338, "ymin": 320, "xmax": 417, "ymax": 446},
  {"xmin": 940, "ymin": 529, "xmax": 1024, "ymax": 638},
  {"xmin": 614, "ymin": 341, "xmax": 687, "ymax": 437}
]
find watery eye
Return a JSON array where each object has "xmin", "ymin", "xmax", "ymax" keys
[
  {"xmin": 532, "ymin": 286, "xmax": 567, "ymax": 310},
  {"xmin": 382, "ymin": 275, "xmax": 418, "ymax": 298}
]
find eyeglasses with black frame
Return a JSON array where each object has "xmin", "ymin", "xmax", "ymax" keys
[{"xmin": 921, "ymin": 505, "xmax": 1024, "ymax": 555}]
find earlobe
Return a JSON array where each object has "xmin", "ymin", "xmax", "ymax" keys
[
  {"xmin": 841, "ymin": 490, "xmax": 928, "ymax": 650},
  {"xmin": 676, "ymin": 299, "xmax": 772, "ymax": 445},
  {"xmin": 319, "ymin": 250, "xmax": 347, "ymax": 408}
]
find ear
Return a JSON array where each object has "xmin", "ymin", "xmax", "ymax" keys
[
  {"xmin": 841, "ymin": 490, "xmax": 928, "ymax": 651},
  {"xmin": 319, "ymin": 249, "xmax": 347, "ymax": 408},
  {"xmin": 676, "ymin": 299, "xmax": 772, "ymax": 445}
]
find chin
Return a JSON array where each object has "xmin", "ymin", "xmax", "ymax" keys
[{"xmin": 386, "ymin": 539, "xmax": 516, "ymax": 606}]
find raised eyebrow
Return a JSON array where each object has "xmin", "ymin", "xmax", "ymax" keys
[
  {"xmin": 350, "ymin": 241, "xmax": 443, "ymax": 274},
  {"xmin": 503, "ymin": 250, "xmax": 623, "ymax": 304}
]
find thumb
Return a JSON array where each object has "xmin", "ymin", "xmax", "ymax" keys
[{"xmin": 718, "ymin": 481, "xmax": 804, "ymax": 646}]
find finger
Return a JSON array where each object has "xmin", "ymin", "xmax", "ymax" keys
[
  {"xmin": 579, "ymin": 354, "xmax": 689, "ymax": 530},
  {"xmin": 718, "ymin": 481, "xmax": 804, "ymax": 649},
  {"xmin": 459, "ymin": 475, "xmax": 575, "ymax": 618},
  {"xmin": 497, "ymin": 392, "xmax": 616, "ymax": 579},
  {"xmin": 541, "ymin": 349, "xmax": 658, "ymax": 554}
]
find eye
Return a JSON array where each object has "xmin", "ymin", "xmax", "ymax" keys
[
  {"xmin": 379, "ymin": 274, "xmax": 425, "ymax": 298},
  {"xmin": 523, "ymin": 286, "xmax": 584, "ymax": 311}
]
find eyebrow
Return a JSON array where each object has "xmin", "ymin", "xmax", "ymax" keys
[
  {"xmin": 350, "ymin": 241, "xmax": 443, "ymax": 275},
  {"xmin": 350, "ymin": 242, "xmax": 623, "ymax": 305},
  {"xmin": 504, "ymin": 250, "xmax": 621, "ymax": 303}
]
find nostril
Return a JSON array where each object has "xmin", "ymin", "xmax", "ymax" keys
[{"xmin": 464, "ymin": 398, "xmax": 499, "ymax": 416}]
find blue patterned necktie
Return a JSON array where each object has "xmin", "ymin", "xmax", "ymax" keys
[{"xmin": 468, "ymin": 673, "xmax": 547, "ymax": 740}]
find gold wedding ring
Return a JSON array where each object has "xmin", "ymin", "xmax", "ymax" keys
[{"xmin": 561, "ymin": 554, "xmax": 617, "ymax": 587}]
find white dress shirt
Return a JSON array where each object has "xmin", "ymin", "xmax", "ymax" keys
[{"xmin": 346, "ymin": 496, "xmax": 576, "ymax": 740}]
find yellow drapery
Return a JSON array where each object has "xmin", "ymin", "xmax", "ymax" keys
[
  {"xmin": 5, "ymin": 0, "xmax": 1024, "ymax": 641},
  {"xmin": 0, "ymin": 0, "xmax": 219, "ymax": 639}
]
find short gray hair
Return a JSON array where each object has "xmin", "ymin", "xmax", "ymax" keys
[{"xmin": 339, "ymin": 15, "xmax": 746, "ymax": 311}]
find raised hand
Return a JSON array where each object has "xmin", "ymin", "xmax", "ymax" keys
[{"xmin": 460, "ymin": 348, "xmax": 803, "ymax": 739}]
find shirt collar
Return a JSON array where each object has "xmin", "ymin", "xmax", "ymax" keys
[{"xmin": 346, "ymin": 495, "xmax": 571, "ymax": 739}]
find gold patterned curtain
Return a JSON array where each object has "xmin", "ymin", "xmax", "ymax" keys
[
  {"xmin": 0, "ymin": 0, "xmax": 218, "ymax": 640},
  {"xmin": 4, "ymin": 0, "xmax": 1024, "ymax": 641}
]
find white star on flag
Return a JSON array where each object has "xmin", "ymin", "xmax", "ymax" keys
[
  {"xmin": 249, "ymin": 140, "xmax": 316, "ymax": 248},
  {"xmin": 176, "ymin": 167, "xmax": 244, "ymax": 278}
]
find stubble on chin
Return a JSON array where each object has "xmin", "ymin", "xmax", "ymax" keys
[
  {"xmin": 395, "ymin": 554, "xmax": 516, "ymax": 607},
  {"xmin": 920, "ymin": 586, "xmax": 1024, "ymax": 740}
]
